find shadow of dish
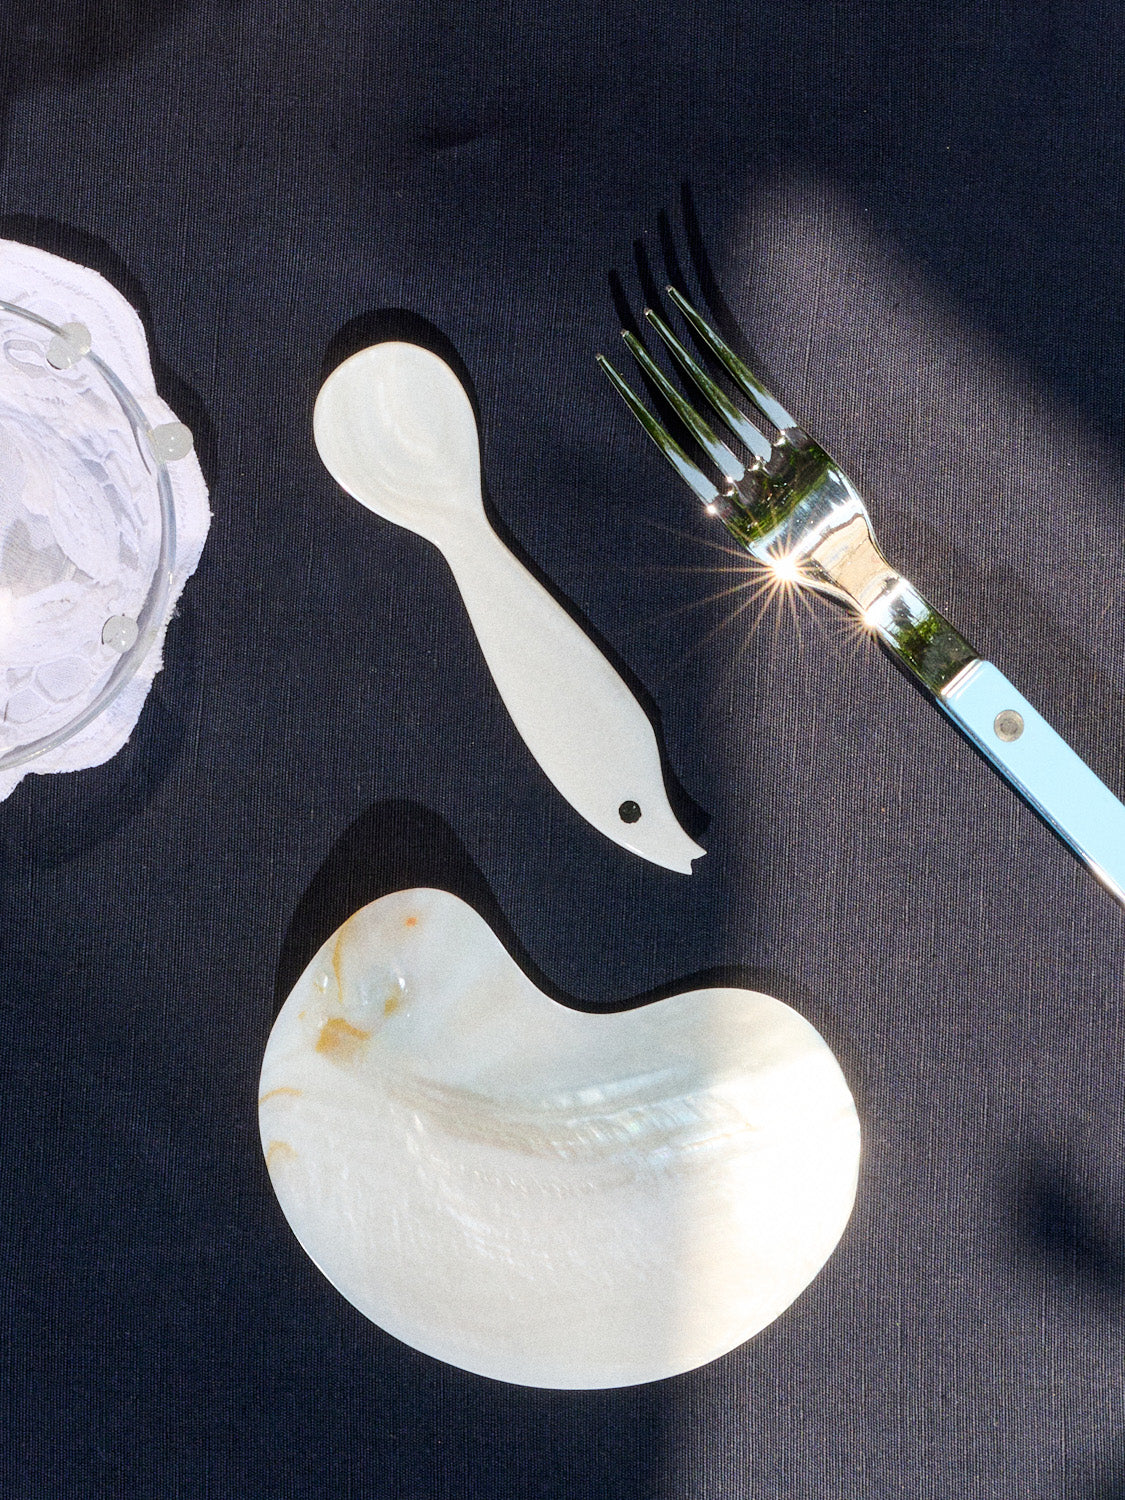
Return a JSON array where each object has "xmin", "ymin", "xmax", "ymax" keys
[
  {"xmin": 274, "ymin": 793, "xmax": 840, "ymax": 1031},
  {"xmin": 274, "ymin": 796, "xmax": 532, "ymax": 1012},
  {"xmin": 317, "ymin": 306, "xmax": 707, "ymax": 847}
]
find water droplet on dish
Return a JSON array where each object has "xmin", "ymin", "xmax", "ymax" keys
[
  {"xmin": 101, "ymin": 615, "xmax": 139, "ymax": 652},
  {"xmin": 150, "ymin": 421, "xmax": 193, "ymax": 462},
  {"xmin": 45, "ymin": 321, "xmax": 91, "ymax": 369},
  {"xmin": 60, "ymin": 321, "xmax": 91, "ymax": 355}
]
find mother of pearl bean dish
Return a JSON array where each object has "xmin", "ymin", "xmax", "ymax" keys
[{"xmin": 259, "ymin": 888, "xmax": 860, "ymax": 1388}]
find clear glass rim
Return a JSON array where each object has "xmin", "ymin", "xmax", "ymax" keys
[{"xmin": 0, "ymin": 299, "xmax": 178, "ymax": 773}]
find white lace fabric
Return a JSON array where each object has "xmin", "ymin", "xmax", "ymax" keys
[{"xmin": 0, "ymin": 241, "xmax": 210, "ymax": 800}]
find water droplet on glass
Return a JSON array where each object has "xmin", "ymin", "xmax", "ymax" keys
[
  {"xmin": 46, "ymin": 321, "xmax": 91, "ymax": 370},
  {"xmin": 102, "ymin": 615, "xmax": 139, "ymax": 653},
  {"xmin": 150, "ymin": 422, "xmax": 193, "ymax": 462},
  {"xmin": 60, "ymin": 322, "xmax": 91, "ymax": 355}
]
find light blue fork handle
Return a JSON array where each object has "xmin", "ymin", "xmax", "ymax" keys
[{"xmin": 940, "ymin": 660, "xmax": 1125, "ymax": 903}]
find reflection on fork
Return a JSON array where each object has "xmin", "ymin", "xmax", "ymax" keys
[
  {"xmin": 598, "ymin": 286, "xmax": 1125, "ymax": 908},
  {"xmin": 598, "ymin": 285, "xmax": 976, "ymax": 698}
]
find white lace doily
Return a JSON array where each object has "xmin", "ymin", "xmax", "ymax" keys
[{"xmin": 0, "ymin": 241, "xmax": 210, "ymax": 800}]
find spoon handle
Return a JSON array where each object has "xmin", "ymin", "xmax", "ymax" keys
[{"xmin": 441, "ymin": 531, "xmax": 703, "ymax": 873}]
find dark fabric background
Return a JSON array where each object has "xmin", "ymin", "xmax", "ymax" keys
[{"xmin": 2, "ymin": 2, "xmax": 1125, "ymax": 1495}]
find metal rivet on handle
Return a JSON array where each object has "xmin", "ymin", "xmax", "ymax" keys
[
  {"xmin": 994, "ymin": 709, "xmax": 1025, "ymax": 742},
  {"xmin": 619, "ymin": 800, "xmax": 642, "ymax": 824}
]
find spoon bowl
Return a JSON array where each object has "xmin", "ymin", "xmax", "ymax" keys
[{"xmin": 314, "ymin": 342, "xmax": 485, "ymax": 539}]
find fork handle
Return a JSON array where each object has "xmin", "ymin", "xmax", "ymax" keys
[{"xmin": 940, "ymin": 659, "xmax": 1125, "ymax": 904}]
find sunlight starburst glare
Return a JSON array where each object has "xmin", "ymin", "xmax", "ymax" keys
[
  {"xmin": 764, "ymin": 550, "xmax": 802, "ymax": 586},
  {"xmin": 629, "ymin": 516, "xmax": 874, "ymax": 680}
]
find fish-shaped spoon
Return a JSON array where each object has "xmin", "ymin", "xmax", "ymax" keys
[{"xmin": 313, "ymin": 341, "xmax": 703, "ymax": 873}]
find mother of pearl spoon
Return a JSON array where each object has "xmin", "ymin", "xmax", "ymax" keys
[
  {"xmin": 313, "ymin": 342, "xmax": 703, "ymax": 873},
  {"xmin": 260, "ymin": 888, "xmax": 861, "ymax": 1389}
]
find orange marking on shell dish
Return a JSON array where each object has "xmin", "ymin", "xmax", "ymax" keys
[
  {"xmin": 258, "ymin": 1086, "xmax": 302, "ymax": 1105},
  {"xmin": 328, "ymin": 912, "xmax": 360, "ymax": 1005},
  {"xmin": 315, "ymin": 1016, "xmax": 372, "ymax": 1061},
  {"xmin": 265, "ymin": 1140, "xmax": 298, "ymax": 1170},
  {"xmin": 404, "ymin": 915, "xmax": 418, "ymax": 928},
  {"xmin": 383, "ymin": 991, "xmax": 401, "ymax": 1017}
]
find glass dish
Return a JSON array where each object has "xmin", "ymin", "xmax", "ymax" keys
[{"xmin": 0, "ymin": 300, "xmax": 177, "ymax": 775}]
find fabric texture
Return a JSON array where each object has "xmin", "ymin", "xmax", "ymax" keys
[{"xmin": 1, "ymin": 3, "xmax": 1125, "ymax": 1498}]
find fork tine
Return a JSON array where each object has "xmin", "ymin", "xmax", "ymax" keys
[
  {"xmin": 596, "ymin": 354, "xmax": 721, "ymax": 506},
  {"xmin": 643, "ymin": 307, "xmax": 772, "ymax": 462},
  {"xmin": 666, "ymin": 286, "xmax": 796, "ymax": 433},
  {"xmin": 621, "ymin": 331, "xmax": 745, "ymax": 482}
]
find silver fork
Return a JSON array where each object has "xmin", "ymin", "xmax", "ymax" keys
[{"xmin": 599, "ymin": 286, "xmax": 1125, "ymax": 908}]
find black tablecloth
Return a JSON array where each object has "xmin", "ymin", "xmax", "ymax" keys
[{"xmin": 3, "ymin": 3, "xmax": 1125, "ymax": 1496}]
